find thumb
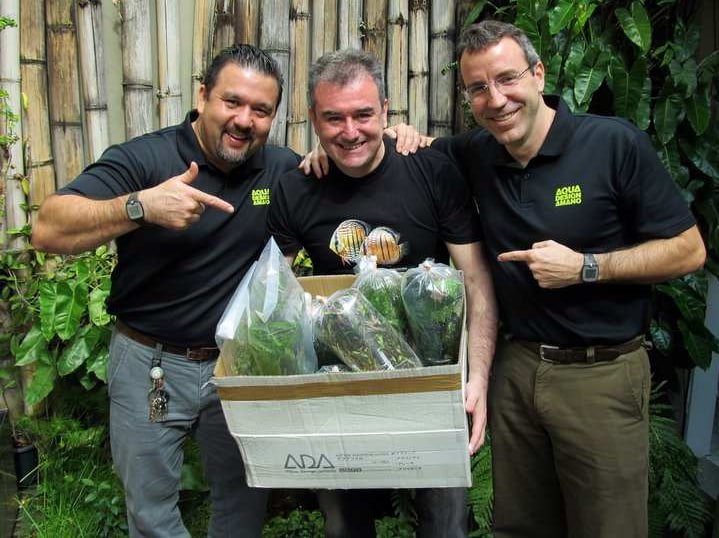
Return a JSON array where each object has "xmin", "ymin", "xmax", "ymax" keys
[{"xmin": 178, "ymin": 162, "xmax": 199, "ymax": 184}]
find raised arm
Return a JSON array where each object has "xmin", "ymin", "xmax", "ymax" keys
[
  {"xmin": 497, "ymin": 225, "xmax": 706, "ymax": 288},
  {"xmin": 447, "ymin": 241, "xmax": 499, "ymax": 454},
  {"xmin": 32, "ymin": 162, "xmax": 235, "ymax": 255}
]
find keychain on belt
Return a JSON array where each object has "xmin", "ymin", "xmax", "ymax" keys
[{"xmin": 148, "ymin": 343, "xmax": 169, "ymax": 422}]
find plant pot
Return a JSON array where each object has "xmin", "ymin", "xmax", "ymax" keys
[{"xmin": 12, "ymin": 443, "xmax": 38, "ymax": 489}]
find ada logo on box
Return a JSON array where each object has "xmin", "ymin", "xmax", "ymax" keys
[{"xmin": 284, "ymin": 453, "xmax": 335, "ymax": 470}]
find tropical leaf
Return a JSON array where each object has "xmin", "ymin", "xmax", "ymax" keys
[
  {"xmin": 54, "ymin": 280, "xmax": 89, "ymax": 341},
  {"xmin": 677, "ymin": 319, "xmax": 718, "ymax": 370},
  {"xmin": 89, "ymin": 283, "xmax": 112, "ymax": 326},
  {"xmin": 86, "ymin": 346, "xmax": 109, "ymax": 383},
  {"xmin": 575, "ymin": 49, "xmax": 610, "ymax": 104},
  {"xmin": 58, "ymin": 325, "xmax": 103, "ymax": 376},
  {"xmin": 616, "ymin": 2, "xmax": 652, "ymax": 53},
  {"xmin": 653, "ymin": 90, "xmax": 685, "ymax": 144},
  {"xmin": 669, "ymin": 58, "xmax": 698, "ymax": 98},
  {"xmin": 634, "ymin": 76, "xmax": 652, "ymax": 130},
  {"xmin": 686, "ymin": 84, "xmax": 711, "ymax": 135},
  {"xmin": 38, "ymin": 281, "xmax": 58, "ymax": 341},
  {"xmin": 547, "ymin": 0, "xmax": 574, "ymax": 35},
  {"xmin": 462, "ymin": 0, "xmax": 489, "ymax": 28},
  {"xmin": 679, "ymin": 128, "xmax": 719, "ymax": 181},
  {"xmin": 15, "ymin": 324, "xmax": 52, "ymax": 366},
  {"xmin": 649, "ymin": 319, "xmax": 672, "ymax": 354},
  {"xmin": 655, "ymin": 280, "xmax": 705, "ymax": 326},
  {"xmin": 24, "ymin": 362, "xmax": 57, "ymax": 408}
]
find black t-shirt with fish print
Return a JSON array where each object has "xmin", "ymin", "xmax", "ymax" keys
[{"xmin": 267, "ymin": 138, "xmax": 482, "ymax": 274}]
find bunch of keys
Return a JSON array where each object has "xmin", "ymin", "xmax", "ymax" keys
[{"xmin": 148, "ymin": 352, "xmax": 169, "ymax": 422}]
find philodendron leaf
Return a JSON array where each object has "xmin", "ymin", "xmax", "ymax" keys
[
  {"xmin": 616, "ymin": 2, "xmax": 652, "ymax": 53},
  {"xmin": 574, "ymin": 50, "xmax": 609, "ymax": 104},
  {"xmin": 678, "ymin": 319, "xmax": 718, "ymax": 370},
  {"xmin": 548, "ymin": 0, "xmax": 574, "ymax": 35},
  {"xmin": 686, "ymin": 84, "xmax": 711, "ymax": 136},
  {"xmin": 653, "ymin": 91, "xmax": 685, "ymax": 144},
  {"xmin": 15, "ymin": 324, "xmax": 52, "ymax": 366},
  {"xmin": 679, "ymin": 128, "xmax": 719, "ymax": 181},
  {"xmin": 38, "ymin": 281, "xmax": 58, "ymax": 341},
  {"xmin": 656, "ymin": 281, "xmax": 705, "ymax": 326},
  {"xmin": 86, "ymin": 346, "xmax": 109, "ymax": 383},
  {"xmin": 89, "ymin": 283, "xmax": 111, "ymax": 326},
  {"xmin": 669, "ymin": 58, "xmax": 698, "ymax": 98},
  {"xmin": 54, "ymin": 280, "xmax": 88, "ymax": 341},
  {"xmin": 634, "ymin": 76, "xmax": 652, "ymax": 130},
  {"xmin": 24, "ymin": 362, "xmax": 57, "ymax": 408},
  {"xmin": 58, "ymin": 325, "xmax": 103, "ymax": 376}
]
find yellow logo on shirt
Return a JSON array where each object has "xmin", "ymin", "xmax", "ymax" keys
[
  {"xmin": 251, "ymin": 188, "xmax": 270, "ymax": 206},
  {"xmin": 554, "ymin": 184, "xmax": 582, "ymax": 207}
]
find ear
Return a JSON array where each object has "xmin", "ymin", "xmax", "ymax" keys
[
  {"xmin": 533, "ymin": 61, "xmax": 546, "ymax": 94},
  {"xmin": 308, "ymin": 106, "xmax": 318, "ymax": 133},
  {"xmin": 196, "ymin": 84, "xmax": 208, "ymax": 114}
]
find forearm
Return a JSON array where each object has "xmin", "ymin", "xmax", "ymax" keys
[
  {"xmin": 31, "ymin": 194, "xmax": 137, "ymax": 254},
  {"xmin": 596, "ymin": 226, "xmax": 706, "ymax": 284},
  {"xmin": 465, "ymin": 271, "xmax": 498, "ymax": 385}
]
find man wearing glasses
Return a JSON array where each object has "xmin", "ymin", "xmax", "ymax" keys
[{"xmin": 429, "ymin": 20, "xmax": 706, "ymax": 538}]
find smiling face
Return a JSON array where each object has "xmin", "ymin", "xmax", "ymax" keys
[
  {"xmin": 309, "ymin": 73, "xmax": 388, "ymax": 178},
  {"xmin": 460, "ymin": 37, "xmax": 552, "ymax": 160},
  {"xmin": 193, "ymin": 63, "xmax": 279, "ymax": 172}
]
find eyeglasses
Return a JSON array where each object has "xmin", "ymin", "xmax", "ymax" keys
[{"xmin": 464, "ymin": 65, "xmax": 534, "ymax": 101}]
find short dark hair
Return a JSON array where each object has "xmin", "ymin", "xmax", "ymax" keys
[
  {"xmin": 458, "ymin": 20, "xmax": 540, "ymax": 67},
  {"xmin": 308, "ymin": 49, "xmax": 386, "ymax": 108},
  {"xmin": 202, "ymin": 44, "xmax": 284, "ymax": 107}
]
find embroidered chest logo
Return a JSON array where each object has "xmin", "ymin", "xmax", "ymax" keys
[
  {"xmin": 251, "ymin": 188, "xmax": 270, "ymax": 206},
  {"xmin": 554, "ymin": 184, "xmax": 582, "ymax": 207}
]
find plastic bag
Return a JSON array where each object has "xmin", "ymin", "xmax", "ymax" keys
[
  {"xmin": 401, "ymin": 259, "xmax": 464, "ymax": 366},
  {"xmin": 217, "ymin": 238, "xmax": 317, "ymax": 375},
  {"xmin": 352, "ymin": 256, "xmax": 408, "ymax": 337},
  {"xmin": 313, "ymin": 288, "xmax": 422, "ymax": 371}
]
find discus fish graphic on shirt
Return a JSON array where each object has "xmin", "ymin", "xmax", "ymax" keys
[
  {"xmin": 361, "ymin": 226, "xmax": 409, "ymax": 265},
  {"xmin": 329, "ymin": 219, "xmax": 370, "ymax": 264},
  {"xmin": 329, "ymin": 220, "xmax": 409, "ymax": 266}
]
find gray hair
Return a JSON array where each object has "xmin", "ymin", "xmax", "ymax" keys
[
  {"xmin": 458, "ymin": 20, "xmax": 540, "ymax": 67},
  {"xmin": 308, "ymin": 49, "xmax": 386, "ymax": 108}
]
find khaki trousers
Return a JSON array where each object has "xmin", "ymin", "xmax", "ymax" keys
[{"xmin": 489, "ymin": 339, "xmax": 650, "ymax": 538}]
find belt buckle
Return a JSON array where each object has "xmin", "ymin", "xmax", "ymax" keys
[{"xmin": 539, "ymin": 344, "xmax": 560, "ymax": 363}]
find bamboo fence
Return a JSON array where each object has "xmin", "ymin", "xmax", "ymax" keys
[{"xmin": 2, "ymin": 0, "xmax": 468, "ymax": 243}]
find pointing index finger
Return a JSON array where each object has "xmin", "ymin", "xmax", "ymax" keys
[
  {"xmin": 191, "ymin": 189, "xmax": 234, "ymax": 214},
  {"xmin": 497, "ymin": 249, "xmax": 532, "ymax": 262}
]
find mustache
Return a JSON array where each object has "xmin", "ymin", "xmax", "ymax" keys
[{"xmin": 224, "ymin": 127, "xmax": 253, "ymax": 138}]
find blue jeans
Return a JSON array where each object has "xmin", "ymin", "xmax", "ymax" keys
[
  {"xmin": 317, "ymin": 487, "xmax": 468, "ymax": 537},
  {"xmin": 108, "ymin": 328, "xmax": 268, "ymax": 537}
]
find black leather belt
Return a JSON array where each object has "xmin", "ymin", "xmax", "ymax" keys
[
  {"xmin": 115, "ymin": 320, "xmax": 219, "ymax": 361},
  {"xmin": 515, "ymin": 336, "xmax": 644, "ymax": 364}
]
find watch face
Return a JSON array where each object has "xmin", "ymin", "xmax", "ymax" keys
[
  {"xmin": 582, "ymin": 266, "xmax": 599, "ymax": 282},
  {"xmin": 127, "ymin": 200, "xmax": 144, "ymax": 220}
]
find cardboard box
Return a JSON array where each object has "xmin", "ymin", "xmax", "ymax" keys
[{"xmin": 213, "ymin": 274, "xmax": 471, "ymax": 489}]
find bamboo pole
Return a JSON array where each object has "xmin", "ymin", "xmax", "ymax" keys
[
  {"xmin": 0, "ymin": 0, "xmax": 27, "ymax": 251},
  {"xmin": 157, "ymin": 0, "xmax": 183, "ymax": 127},
  {"xmin": 46, "ymin": 0, "xmax": 85, "ymax": 189},
  {"xmin": 19, "ymin": 0, "xmax": 56, "ymax": 221},
  {"xmin": 429, "ymin": 0, "xmax": 456, "ymax": 136},
  {"xmin": 235, "ymin": 0, "xmax": 259, "ymax": 45},
  {"xmin": 362, "ymin": 0, "xmax": 387, "ymax": 67},
  {"xmin": 311, "ymin": 0, "xmax": 337, "ymax": 60},
  {"xmin": 454, "ymin": 0, "xmax": 472, "ymax": 131},
  {"xmin": 260, "ymin": 0, "xmax": 290, "ymax": 146},
  {"xmin": 120, "ymin": 0, "xmax": 154, "ymax": 139},
  {"xmin": 337, "ymin": 0, "xmax": 362, "ymax": 49},
  {"xmin": 192, "ymin": 0, "xmax": 216, "ymax": 101},
  {"xmin": 287, "ymin": 0, "xmax": 310, "ymax": 154},
  {"xmin": 409, "ymin": 0, "xmax": 429, "ymax": 133},
  {"xmin": 213, "ymin": 0, "xmax": 235, "ymax": 58},
  {"xmin": 77, "ymin": 0, "xmax": 110, "ymax": 163},
  {"xmin": 386, "ymin": 0, "xmax": 409, "ymax": 125}
]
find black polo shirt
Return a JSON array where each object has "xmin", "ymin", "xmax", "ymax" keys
[
  {"xmin": 267, "ymin": 139, "xmax": 482, "ymax": 274},
  {"xmin": 59, "ymin": 111, "xmax": 300, "ymax": 347},
  {"xmin": 433, "ymin": 96, "xmax": 695, "ymax": 346}
]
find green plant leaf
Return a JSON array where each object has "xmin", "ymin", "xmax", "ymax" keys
[
  {"xmin": 89, "ymin": 284, "xmax": 111, "ymax": 326},
  {"xmin": 58, "ymin": 325, "xmax": 103, "ymax": 376},
  {"xmin": 634, "ymin": 76, "xmax": 652, "ymax": 130},
  {"xmin": 649, "ymin": 320, "xmax": 672, "ymax": 354},
  {"xmin": 54, "ymin": 280, "xmax": 88, "ymax": 341},
  {"xmin": 616, "ymin": 2, "xmax": 652, "ymax": 53},
  {"xmin": 38, "ymin": 281, "xmax": 58, "ymax": 341},
  {"xmin": 653, "ymin": 91, "xmax": 685, "ymax": 144},
  {"xmin": 686, "ymin": 84, "xmax": 711, "ymax": 136},
  {"xmin": 548, "ymin": 0, "xmax": 574, "ymax": 35},
  {"xmin": 669, "ymin": 58, "xmax": 698, "ymax": 98},
  {"xmin": 24, "ymin": 362, "xmax": 56, "ymax": 407},
  {"xmin": 697, "ymin": 50, "xmax": 719, "ymax": 76},
  {"xmin": 656, "ymin": 280, "xmax": 705, "ymax": 326},
  {"xmin": 679, "ymin": 129, "xmax": 719, "ymax": 181},
  {"xmin": 574, "ymin": 50, "xmax": 609, "ymax": 104},
  {"xmin": 462, "ymin": 0, "xmax": 489, "ymax": 28},
  {"xmin": 87, "ymin": 347, "xmax": 109, "ymax": 383},
  {"xmin": 15, "ymin": 324, "xmax": 52, "ymax": 366},
  {"xmin": 678, "ymin": 318, "xmax": 717, "ymax": 370}
]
